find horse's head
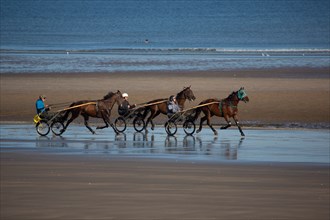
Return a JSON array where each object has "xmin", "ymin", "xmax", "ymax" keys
[
  {"xmin": 236, "ymin": 87, "xmax": 249, "ymax": 103},
  {"xmin": 114, "ymin": 90, "xmax": 125, "ymax": 105},
  {"xmin": 103, "ymin": 90, "xmax": 124, "ymax": 105},
  {"xmin": 177, "ymin": 86, "xmax": 196, "ymax": 101}
]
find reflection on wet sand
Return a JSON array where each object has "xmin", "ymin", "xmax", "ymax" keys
[
  {"xmin": 36, "ymin": 136, "xmax": 69, "ymax": 148},
  {"xmin": 196, "ymin": 137, "xmax": 245, "ymax": 160},
  {"xmin": 0, "ymin": 124, "xmax": 326, "ymax": 163},
  {"xmin": 34, "ymin": 132, "xmax": 246, "ymax": 161}
]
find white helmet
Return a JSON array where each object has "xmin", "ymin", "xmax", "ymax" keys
[{"xmin": 122, "ymin": 93, "xmax": 128, "ymax": 98}]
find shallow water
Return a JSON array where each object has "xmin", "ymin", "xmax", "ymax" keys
[
  {"xmin": 1, "ymin": 51, "xmax": 330, "ymax": 73},
  {"xmin": 1, "ymin": 124, "xmax": 329, "ymax": 164},
  {"xmin": 1, "ymin": 0, "xmax": 329, "ymax": 73}
]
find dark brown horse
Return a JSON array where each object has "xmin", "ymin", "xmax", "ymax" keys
[
  {"xmin": 61, "ymin": 90, "xmax": 124, "ymax": 134},
  {"xmin": 193, "ymin": 87, "xmax": 249, "ymax": 136},
  {"xmin": 142, "ymin": 86, "xmax": 196, "ymax": 131}
]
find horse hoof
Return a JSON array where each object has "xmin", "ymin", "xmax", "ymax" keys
[
  {"xmin": 151, "ymin": 126, "xmax": 154, "ymax": 131},
  {"xmin": 196, "ymin": 129, "xmax": 201, "ymax": 133}
]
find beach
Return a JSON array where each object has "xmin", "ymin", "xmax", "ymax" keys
[
  {"xmin": 1, "ymin": 0, "xmax": 330, "ymax": 219},
  {"xmin": 0, "ymin": 151, "xmax": 328, "ymax": 220},
  {"xmin": 1, "ymin": 67, "xmax": 329, "ymax": 219},
  {"xmin": 1, "ymin": 67, "xmax": 329, "ymax": 126}
]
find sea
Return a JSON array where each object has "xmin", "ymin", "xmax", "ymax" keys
[{"xmin": 1, "ymin": 0, "xmax": 329, "ymax": 73}]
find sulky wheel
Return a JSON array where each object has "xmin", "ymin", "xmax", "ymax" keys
[
  {"xmin": 114, "ymin": 117, "xmax": 127, "ymax": 133},
  {"xmin": 51, "ymin": 121, "xmax": 65, "ymax": 136},
  {"xmin": 133, "ymin": 117, "xmax": 145, "ymax": 132},
  {"xmin": 183, "ymin": 120, "xmax": 196, "ymax": 135},
  {"xmin": 36, "ymin": 120, "xmax": 50, "ymax": 136},
  {"xmin": 165, "ymin": 121, "xmax": 177, "ymax": 136}
]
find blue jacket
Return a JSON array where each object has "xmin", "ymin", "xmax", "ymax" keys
[{"xmin": 36, "ymin": 99, "xmax": 45, "ymax": 114}]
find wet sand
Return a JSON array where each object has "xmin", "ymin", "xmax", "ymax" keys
[
  {"xmin": 1, "ymin": 67, "xmax": 329, "ymax": 125},
  {"xmin": 1, "ymin": 151, "xmax": 329, "ymax": 220}
]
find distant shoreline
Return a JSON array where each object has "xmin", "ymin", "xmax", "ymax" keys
[{"xmin": 1, "ymin": 67, "xmax": 329, "ymax": 78}]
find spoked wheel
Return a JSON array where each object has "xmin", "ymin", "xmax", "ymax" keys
[
  {"xmin": 114, "ymin": 117, "xmax": 127, "ymax": 133},
  {"xmin": 165, "ymin": 121, "xmax": 177, "ymax": 136},
  {"xmin": 36, "ymin": 120, "xmax": 50, "ymax": 136},
  {"xmin": 51, "ymin": 121, "xmax": 65, "ymax": 136},
  {"xmin": 183, "ymin": 120, "xmax": 196, "ymax": 135},
  {"xmin": 133, "ymin": 117, "xmax": 145, "ymax": 132}
]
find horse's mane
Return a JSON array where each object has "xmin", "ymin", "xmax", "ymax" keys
[
  {"xmin": 224, "ymin": 91, "xmax": 237, "ymax": 101},
  {"xmin": 103, "ymin": 91, "xmax": 116, "ymax": 99},
  {"xmin": 176, "ymin": 86, "xmax": 190, "ymax": 98}
]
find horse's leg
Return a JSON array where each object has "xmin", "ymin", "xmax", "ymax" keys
[
  {"xmin": 150, "ymin": 111, "xmax": 161, "ymax": 130},
  {"xmin": 141, "ymin": 107, "xmax": 150, "ymax": 121},
  {"xmin": 196, "ymin": 109, "xmax": 217, "ymax": 135},
  {"xmin": 62, "ymin": 111, "xmax": 78, "ymax": 132},
  {"xmin": 233, "ymin": 115, "xmax": 245, "ymax": 136},
  {"xmin": 196, "ymin": 114, "xmax": 206, "ymax": 133},
  {"xmin": 109, "ymin": 121, "xmax": 119, "ymax": 135},
  {"xmin": 145, "ymin": 108, "xmax": 157, "ymax": 131},
  {"xmin": 103, "ymin": 112, "xmax": 119, "ymax": 135},
  {"xmin": 221, "ymin": 115, "xmax": 232, "ymax": 130},
  {"xmin": 95, "ymin": 110, "xmax": 119, "ymax": 134},
  {"xmin": 96, "ymin": 111, "xmax": 109, "ymax": 130},
  {"xmin": 141, "ymin": 108, "xmax": 151, "ymax": 130},
  {"xmin": 83, "ymin": 115, "xmax": 95, "ymax": 134},
  {"xmin": 205, "ymin": 112, "xmax": 217, "ymax": 135}
]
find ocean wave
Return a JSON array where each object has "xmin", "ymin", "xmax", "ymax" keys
[
  {"xmin": 1, "ymin": 47, "xmax": 330, "ymax": 55},
  {"xmin": 1, "ymin": 47, "xmax": 329, "ymax": 73}
]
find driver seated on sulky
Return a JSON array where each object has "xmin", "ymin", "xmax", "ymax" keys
[
  {"xmin": 35, "ymin": 95, "xmax": 52, "ymax": 120},
  {"xmin": 167, "ymin": 95, "xmax": 181, "ymax": 121},
  {"xmin": 118, "ymin": 93, "xmax": 136, "ymax": 117}
]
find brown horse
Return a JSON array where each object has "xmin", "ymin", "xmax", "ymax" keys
[
  {"xmin": 193, "ymin": 87, "xmax": 249, "ymax": 136},
  {"xmin": 61, "ymin": 90, "xmax": 124, "ymax": 134},
  {"xmin": 142, "ymin": 86, "xmax": 196, "ymax": 131}
]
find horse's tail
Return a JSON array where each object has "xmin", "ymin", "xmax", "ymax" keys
[
  {"xmin": 191, "ymin": 106, "xmax": 202, "ymax": 122},
  {"xmin": 60, "ymin": 102, "xmax": 75, "ymax": 122},
  {"xmin": 141, "ymin": 106, "xmax": 150, "ymax": 120},
  {"xmin": 140, "ymin": 98, "xmax": 167, "ymax": 120},
  {"xmin": 191, "ymin": 99, "xmax": 217, "ymax": 122}
]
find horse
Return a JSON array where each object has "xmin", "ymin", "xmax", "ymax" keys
[
  {"xmin": 61, "ymin": 90, "xmax": 124, "ymax": 134},
  {"xmin": 193, "ymin": 87, "xmax": 249, "ymax": 136},
  {"xmin": 142, "ymin": 86, "xmax": 196, "ymax": 131}
]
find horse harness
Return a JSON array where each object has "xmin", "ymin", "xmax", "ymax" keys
[
  {"xmin": 218, "ymin": 100, "xmax": 237, "ymax": 117},
  {"xmin": 95, "ymin": 101, "xmax": 99, "ymax": 113},
  {"xmin": 95, "ymin": 100, "xmax": 108, "ymax": 116}
]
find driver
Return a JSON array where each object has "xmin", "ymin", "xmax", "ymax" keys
[
  {"xmin": 35, "ymin": 95, "xmax": 51, "ymax": 119},
  {"xmin": 167, "ymin": 95, "xmax": 181, "ymax": 120},
  {"xmin": 118, "ymin": 93, "xmax": 136, "ymax": 117}
]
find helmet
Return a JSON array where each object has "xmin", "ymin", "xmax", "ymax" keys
[
  {"xmin": 169, "ymin": 95, "xmax": 175, "ymax": 101},
  {"xmin": 39, "ymin": 95, "xmax": 46, "ymax": 99},
  {"xmin": 122, "ymin": 93, "xmax": 128, "ymax": 98}
]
